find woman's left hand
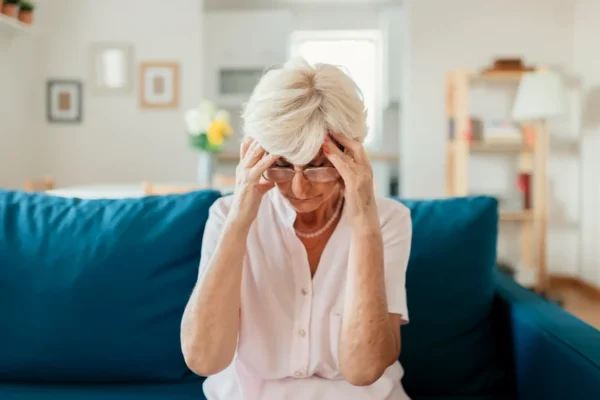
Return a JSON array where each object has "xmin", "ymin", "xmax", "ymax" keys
[{"xmin": 323, "ymin": 132, "xmax": 378, "ymax": 226}]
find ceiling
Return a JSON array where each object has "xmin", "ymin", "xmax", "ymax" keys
[{"xmin": 205, "ymin": 0, "xmax": 401, "ymax": 10}]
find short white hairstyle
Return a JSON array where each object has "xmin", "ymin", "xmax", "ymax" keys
[{"xmin": 242, "ymin": 57, "xmax": 367, "ymax": 165}]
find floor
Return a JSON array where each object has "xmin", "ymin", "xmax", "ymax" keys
[{"xmin": 555, "ymin": 287, "xmax": 600, "ymax": 330}]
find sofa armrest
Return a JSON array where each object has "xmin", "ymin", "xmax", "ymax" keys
[{"xmin": 494, "ymin": 271, "xmax": 600, "ymax": 400}]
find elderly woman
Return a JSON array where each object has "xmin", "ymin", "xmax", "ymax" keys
[{"xmin": 181, "ymin": 58, "xmax": 412, "ymax": 400}]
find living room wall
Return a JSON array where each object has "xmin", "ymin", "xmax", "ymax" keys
[
  {"xmin": 573, "ymin": 0, "xmax": 600, "ymax": 287},
  {"xmin": 0, "ymin": 35, "xmax": 39, "ymax": 189},
  {"xmin": 34, "ymin": 0, "xmax": 204, "ymax": 186}
]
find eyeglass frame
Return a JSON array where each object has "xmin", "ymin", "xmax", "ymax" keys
[
  {"xmin": 261, "ymin": 140, "xmax": 345, "ymax": 183},
  {"xmin": 261, "ymin": 165, "xmax": 340, "ymax": 183}
]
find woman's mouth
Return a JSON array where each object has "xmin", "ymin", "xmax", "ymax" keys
[{"xmin": 289, "ymin": 196, "xmax": 319, "ymax": 203}]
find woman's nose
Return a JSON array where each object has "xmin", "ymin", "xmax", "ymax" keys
[{"xmin": 291, "ymin": 172, "xmax": 311, "ymax": 198}]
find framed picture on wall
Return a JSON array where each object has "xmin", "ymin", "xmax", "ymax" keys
[
  {"xmin": 47, "ymin": 80, "xmax": 83, "ymax": 123},
  {"xmin": 139, "ymin": 61, "xmax": 180, "ymax": 109},
  {"xmin": 89, "ymin": 42, "xmax": 134, "ymax": 96}
]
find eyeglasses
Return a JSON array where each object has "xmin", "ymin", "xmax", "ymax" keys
[{"xmin": 262, "ymin": 167, "xmax": 340, "ymax": 183}]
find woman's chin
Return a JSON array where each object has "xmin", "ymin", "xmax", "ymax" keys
[{"xmin": 287, "ymin": 196, "xmax": 323, "ymax": 213}]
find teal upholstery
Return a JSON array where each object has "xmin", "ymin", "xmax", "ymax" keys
[
  {"xmin": 494, "ymin": 271, "xmax": 600, "ymax": 399},
  {"xmin": 0, "ymin": 382, "xmax": 205, "ymax": 400},
  {"xmin": 397, "ymin": 197, "xmax": 509, "ymax": 397},
  {"xmin": 0, "ymin": 189, "xmax": 221, "ymax": 383},
  {"xmin": 1, "ymin": 190, "xmax": 599, "ymax": 400}
]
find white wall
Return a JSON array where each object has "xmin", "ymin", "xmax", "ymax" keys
[
  {"xmin": 573, "ymin": 0, "xmax": 600, "ymax": 287},
  {"xmin": 34, "ymin": 0, "xmax": 204, "ymax": 185},
  {"xmin": 292, "ymin": 4, "xmax": 381, "ymax": 31},
  {"xmin": 402, "ymin": 0, "xmax": 581, "ymax": 277},
  {"xmin": 0, "ymin": 34, "xmax": 39, "ymax": 189},
  {"xmin": 205, "ymin": 0, "xmax": 400, "ymax": 9}
]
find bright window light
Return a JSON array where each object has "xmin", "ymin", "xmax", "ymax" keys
[{"xmin": 290, "ymin": 30, "xmax": 382, "ymax": 145}]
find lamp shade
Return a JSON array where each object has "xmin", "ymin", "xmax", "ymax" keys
[{"xmin": 512, "ymin": 71, "xmax": 568, "ymax": 121}]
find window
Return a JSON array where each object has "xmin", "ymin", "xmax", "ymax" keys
[{"xmin": 290, "ymin": 30, "xmax": 383, "ymax": 145}]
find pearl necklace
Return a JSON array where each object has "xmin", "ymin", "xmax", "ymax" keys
[{"xmin": 295, "ymin": 194, "xmax": 344, "ymax": 239}]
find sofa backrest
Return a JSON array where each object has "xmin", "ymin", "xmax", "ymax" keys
[
  {"xmin": 0, "ymin": 190, "xmax": 509, "ymax": 394},
  {"xmin": 0, "ymin": 189, "xmax": 221, "ymax": 383},
  {"xmin": 397, "ymin": 196, "xmax": 509, "ymax": 397}
]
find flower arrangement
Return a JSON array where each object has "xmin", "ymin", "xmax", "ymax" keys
[{"xmin": 185, "ymin": 101, "xmax": 233, "ymax": 153}]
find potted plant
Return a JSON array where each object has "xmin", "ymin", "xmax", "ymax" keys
[
  {"xmin": 1, "ymin": 0, "xmax": 19, "ymax": 18},
  {"xmin": 18, "ymin": 0, "xmax": 34, "ymax": 24},
  {"xmin": 185, "ymin": 101, "xmax": 234, "ymax": 185}
]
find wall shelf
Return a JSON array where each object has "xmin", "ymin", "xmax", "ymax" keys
[
  {"xmin": 446, "ymin": 68, "xmax": 548, "ymax": 293},
  {"xmin": 469, "ymin": 141, "xmax": 533, "ymax": 154},
  {"xmin": 500, "ymin": 210, "xmax": 534, "ymax": 222},
  {"xmin": 469, "ymin": 71, "xmax": 531, "ymax": 82},
  {"xmin": 0, "ymin": 13, "xmax": 33, "ymax": 36}
]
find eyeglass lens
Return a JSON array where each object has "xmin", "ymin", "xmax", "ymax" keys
[{"xmin": 263, "ymin": 167, "xmax": 339, "ymax": 183}]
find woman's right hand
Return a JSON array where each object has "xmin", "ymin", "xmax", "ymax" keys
[{"xmin": 229, "ymin": 137, "xmax": 279, "ymax": 226}]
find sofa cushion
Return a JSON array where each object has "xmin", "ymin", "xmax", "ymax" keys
[
  {"xmin": 396, "ymin": 196, "xmax": 509, "ymax": 397},
  {"xmin": 0, "ymin": 381, "xmax": 206, "ymax": 400},
  {"xmin": 0, "ymin": 190, "xmax": 222, "ymax": 383}
]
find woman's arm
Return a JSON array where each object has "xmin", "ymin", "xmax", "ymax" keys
[
  {"xmin": 340, "ymin": 211, "xmax": 401, "ymax": 386},
  {"xmin": 180, "ymin": 139, "xmax": 279, "ymax": 376},
  {"xmin": 180, "ymin": 214, "xmax": 251, "ymax": 376},
  {"xmin": 323, "ymin": 132, "xmax": 408, "ymax": 386}
]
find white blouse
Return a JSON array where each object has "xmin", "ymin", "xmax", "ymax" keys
[{"xmin": 201, "ymin": 189, "xmax": 412, "ymax": 400}]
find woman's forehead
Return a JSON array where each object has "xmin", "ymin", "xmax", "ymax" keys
[{"xmin": 282, "ymin": 151, "xmax": 327, "ymax": 166}]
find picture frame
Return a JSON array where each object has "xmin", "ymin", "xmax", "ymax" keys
[
  {"xmin": 139, "ymin": 61, "xmax": 180, "ymax": 109},
  {"xmin": 89, "ymin": 42, "xmax": 134, "ymax": 96},
  {"xmin": 47, "ymin": 79, "xmax": 83, "ymax": 123}
]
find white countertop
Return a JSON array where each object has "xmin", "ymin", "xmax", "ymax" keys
[{"xmin": 46, "ymin": 184, "xmax": 234, "ymax": 199}]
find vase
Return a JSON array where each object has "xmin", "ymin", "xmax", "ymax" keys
[
  {"xmin": 197, "ymin": 151, "xmax": 215, "ymax": 186},
  {"xmin": 1, "ymin": 3, "xmax": 18, "ymax": 18},
  {"xmin": 18, "ymin": 10, "xmax": 33, "ymax": 25}
]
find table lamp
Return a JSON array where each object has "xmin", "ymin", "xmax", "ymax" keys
[{"xmin": 511, "ymin": 70, "xmax": 568, "ymax": 295}]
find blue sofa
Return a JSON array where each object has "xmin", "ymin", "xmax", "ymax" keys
[{"xmin": 0, "ymin": 189, "xmax": 599, "ymax": 400}]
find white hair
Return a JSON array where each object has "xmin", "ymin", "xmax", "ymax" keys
[{"xmin": 242, "ymin": 57, "xmax": 367, "ymax": 165}]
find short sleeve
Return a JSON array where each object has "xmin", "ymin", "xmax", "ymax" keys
[
  {"xmin": 198, "ymin": 197, "xmax": 231, "ymax": 273},
  {"xmin": 381, "ymin": 202, "xmax": 412, "ymax": 323}
]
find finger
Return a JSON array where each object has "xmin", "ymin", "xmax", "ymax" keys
[
  {"xmin": 322, "ymin": 142, "xmax": 353, "ymax": 177},
  {"xmin": 243, "ymin": 140, "xmax": 260, "ymax": 163},
  {"xmin": 245, "ymin": 145, "xmax": 266, "ymax": 168},
  {"xmin": 328, "ymin": 132, "xmax": 367, "ymax": 163},
  {"xmin": 252, "ymin": 153, "xmax": 280, "ymax": 177},
  {"xmin": 240, "ymin": 137, "xmax": 253, "ymax": 159}
]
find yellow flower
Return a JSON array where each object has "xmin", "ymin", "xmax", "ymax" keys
[
  {"xmin": 217, "ymin": 119, "xmax": 233, "ymax": 136},
  {"xmin": 207, "ymin": 121, "xmax": 225, "ymax": 146}
]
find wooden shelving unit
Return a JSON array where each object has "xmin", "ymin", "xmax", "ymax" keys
[
  {"xmin": 446, "ymin": 68, "xmax": 547, "ymax": 291},
  {"xmin": 469, "ymin": 141, "xmax": 533, "ymax": 154},
  {"xmin": 500, "ymin": 210, "xmax": 534, "ymax": 222}
]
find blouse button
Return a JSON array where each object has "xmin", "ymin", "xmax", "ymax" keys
[
  {"xmin": 298, "ymin": 329, "xmax": 306, "ymax": 337},
  {"xmin": 301, "ymin": 288, "xmax": 308, "ymax": 295},
  {"xmin": 294, "ymin": 371, "xmax": 303, "ymax": 377}
]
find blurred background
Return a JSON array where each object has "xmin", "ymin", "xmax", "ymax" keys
[{"xmin": 1, "ymin": 0, "xmax": 598, "ymax": 326}]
